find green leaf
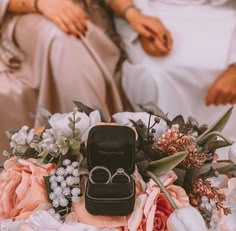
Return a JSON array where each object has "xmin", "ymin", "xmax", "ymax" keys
[
  {"xmin": 138, "ymin": 102, "xmax": 171, "ymax": 124},
  {"xmin": 203, "ymin": 139, "xmax": 233, "ymax": 152},
  {"xmin": 171, "ymin": 115, "xmax": 185, "ymax": 132},
  {"xmin": 75, "ymin": 117, "xmax": 81, "ymax": 123},
  {"xmin": 197, "ymin": 131, "xmax": 234, "ymax": 146},
  {"xmin": 68, "ymin": 122, "xmax": 74, "ymax": 130},
  {"xmin": 73, "ymin": 101, "xmax": 94, "ymax": 116},
  {"xmin": 68, "ymin": 117, "xmax": 73, "ymax": 123},
  {"xmin": 71, "ymin": 140, "xmax": 81, "ymax": 150},
  {"xmin": 196, "ymin": 107, "xmax": 233, "ymax": 145},
  {"xmin": 147, "ymin": 151, "xmax": 188, "ymax": 176},
  {"xmin": 199, "ymin": 162, "xmax": 236, "ymax": 176}
]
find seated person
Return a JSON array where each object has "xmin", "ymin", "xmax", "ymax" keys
[
  {"xmin": 0, "ymin": 0, "xmax": 123, "ymax": 153},
  {"xmin": 108, "ymin": 0, "xmax": 236, "ymax": 140}
]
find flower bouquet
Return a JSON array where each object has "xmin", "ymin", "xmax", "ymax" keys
[{"xmin": 0, "ymin": 102, "xmax": 236, "ymax": 231}]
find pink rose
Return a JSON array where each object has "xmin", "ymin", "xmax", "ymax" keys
[
  {"xmin": 0, "ymin": 157, "xmax": 54, "ymax": 221},
  {"xmin": 128, "ymin": 172, "xmax": 189, "ymax": 231}
]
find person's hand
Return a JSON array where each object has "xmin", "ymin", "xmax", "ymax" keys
[
  {"xmin": 126, "ymin": 8, "xmax": 173, "ymax": 56},
  {"xmin": 140, "ymin": 36, "xmax": 170, "ymax": 57},
  {"xmin": 37, "ymin": 0, "xmax": 88, "ymax": 37},
  {"xmin": 205, "ymin": 66, "xmax": 236, "ymax": 105}
]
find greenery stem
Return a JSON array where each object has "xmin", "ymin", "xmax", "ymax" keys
[
  {"xmin": 149, "ymin": 122, "xmax": 157, "ymax": 129},
  {"xmin": 48, "ymin": 156, "xmax": 54, "ymax": 163},
  {"xmin": 147, "ymin": 113, "xmax": 152, "ymax": 142},
  {"xmin": 72, "ymin": 112, "xmax": 76, "ymax": 139},
  {"xmin": 146, "ymin": 170, "xmax": 178, "ymax": 210}
]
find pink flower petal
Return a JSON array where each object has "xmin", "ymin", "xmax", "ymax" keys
[
  {"xmin": 144, "ymin": 187, "xmax": 160, "ymax": 217},
  {"xmin": 167, "ymin": 185, "xmax": 189, "ymax": 208},
  {"xmin": 159, "ymin": 171, "xmax": 178, "ymax": 187},
  {"xmin": 146, "ymin": 204, "xmax": 156, "ymax": 231},
  {"xmin": 128, "ymin": 194, "xmax": 147, "ymax": 231}
]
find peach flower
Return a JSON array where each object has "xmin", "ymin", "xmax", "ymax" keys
[
  {"xmin": 0, "ymin": 157, "xmax": 54, "ymax": 221},
  {"xmin": 128, "ymin": 171, "xmax": 189, "ymax": 231}
]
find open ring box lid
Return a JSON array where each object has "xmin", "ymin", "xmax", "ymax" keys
[
  {"xmin": 87, "ymin": 125, "xmax": 136, "ymax": 174},
  {"xmin": 85, "ymin": 125, "xmax": 136, "ymax": 216}
]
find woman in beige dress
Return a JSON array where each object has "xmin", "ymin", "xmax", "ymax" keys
[{"xmin": 0, "ymin": 0, "xmax": 123, "ymax": 154}]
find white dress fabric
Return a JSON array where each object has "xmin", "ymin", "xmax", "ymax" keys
[{"xmin": 115, "ymin": 0, "xmax": 236, "ymax": 141}]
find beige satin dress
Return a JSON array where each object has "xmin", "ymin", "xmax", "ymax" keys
[{"xmin": 0, "ymin": 0, "xmax": 123, "ymax": 158}]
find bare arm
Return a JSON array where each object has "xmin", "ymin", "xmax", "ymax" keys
[
  {"xmin": 7, "ymin": 0, "xmax": 37, "ymax": 13},
  {"xmin": 106, "ymin": 0, "xmax": 137, "ymax": 20}
]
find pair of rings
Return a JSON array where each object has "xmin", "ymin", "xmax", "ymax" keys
[{"xmin": 89, "ymin": 166, "xmax": 131, "ymax": 184}]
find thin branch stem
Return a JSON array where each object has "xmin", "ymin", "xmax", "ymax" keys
[{"xmin": 147, "ymin": 113, "xmax": 152, "ymax": 142}]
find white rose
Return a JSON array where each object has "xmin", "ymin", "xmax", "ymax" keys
[
  {"xmin": 48, "ymin": 110, "xmax": 101, "ymax": 141},
  {"xmin": 112, "ymin": 112, "xmax": 168, "ymax": 139},
  {"xmin": 10, "ymin": 126, "xmax": 35, "ymax": 154},
  {"xmin": 167, "ymin": 206, "xmax": 207, "ymax": 231},
  {"xmin": 228, "ymin": 142, "xmax": 236, "ymax": 164}
]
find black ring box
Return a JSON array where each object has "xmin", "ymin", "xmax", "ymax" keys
[{"xmin": 85, "ymin": 125, "xmax": 136, "ymax": 216}]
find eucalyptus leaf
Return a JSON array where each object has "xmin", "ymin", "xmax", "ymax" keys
[
  {"xmin": 138, "ymin": 102, "xmax": 171, "ymax": 124},
  {"xmin": 203, "ymin": 139, "xmax": 233, "ymax": 152},
  {"xmin": 68, "ymin": 117, "xmax": 73, "ymax": 123},
  {"xmin": 197, "ymin": 131, "xmax": 234, "ymax": 146},
  {"xmin": 171, "ymin": 115, "xmax": 185, "ymax": 132},
  {"xmin": 71, "ymin": 141, "xmax": 81, "ymax": 150},
  {"xmin": 196, "ymin": 107, "xmax": 233, "ymax": 144},
  {"xmin": 75, "ymin": 117, "xmax": 81, "ymax": 123},
  {"xmin": 147, "ymin": 151, "xmax": 187, "ymax": 176},
  {"xmin": 73, "ymin": 101, "xmax": 94, "ymax": 115},
  {"xmin": 68, "ymin": 122, "xmax": 74, "ymax": 130},
  {"xmin": 199, "ymin": 162, "xmax": 236, "ymax": 176}
]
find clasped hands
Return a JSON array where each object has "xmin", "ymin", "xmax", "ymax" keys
[
  {"xmin": 125, "ymin": 8, "xmax": 173, "ymax": 57},
  {"xmin": 37, "ymin": 0, "xmax": 236, "ymax": 106},
  {"xmin": 126, "ymin": 9, "xmax": 236, "ymax": 106}
]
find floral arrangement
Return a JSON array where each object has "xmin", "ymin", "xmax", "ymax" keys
[{"xmin": 0, "ymin": 102, "xmax": 236, "ymax": 231}]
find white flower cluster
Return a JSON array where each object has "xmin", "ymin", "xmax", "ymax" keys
[
  {"xmin": 41, "ymin": 128, "xmax": 70, "ymax": 157},
  {"xmin": 10, "ymin": 126, "xmax": 35, "ymax": 155},
  {"xmin": 200, "ymin": 196, "xmax": 219, "ymax": 231},
  {"xmin": 48, "ymin": 159, "xmax": 81, "ymax": 221}
]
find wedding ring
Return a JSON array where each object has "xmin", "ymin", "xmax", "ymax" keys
[
  {"xmin": 111, "ymin": 168, "xmax": 131, "ymax": 183},
  {"xmin": 89, "ymin": 166, "xmax": 111, "ymax": 184}
]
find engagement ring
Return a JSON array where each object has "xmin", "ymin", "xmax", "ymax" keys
[
  {"xmin": 89, "ymin": 166, "xmax": 111, "ymax": 184},
  {"xmin": 111, "ymin": 168, "xmax": 131, "ymax": 183}
]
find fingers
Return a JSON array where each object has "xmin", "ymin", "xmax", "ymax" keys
[
  {"xmin": 206, "ymin": 87, "xmax": 236, "ymax": 106},
  {"xmin": 52, "ymin": 2, "xmax": 88, "ymax": 37},
  {"xmin": 54, "ymin": 17, "xmax": 70, "ymax": 34},
  {"xmin": 62, "ymin": 6, "xmax": 87, "ymax": 36},
  {"xmin": 140, "ymin": 17, "xmax": 173, "ymax": 54},
  {"xmin": 144, "ymin": 20, "xmax": 166, "ymax": 43},
  {"xmin": 152, "ymin": 37, "xmax": 169, "ymax": 55},
  {"xmin": 59, "ymin": 13, "xmax": 81, "ymax": 36},
  {"xmin": 165, "ymin": 30, "xmax": 173, "ymax": 50},
  {"xmin": 70, "ymin": 7, "xmax": 88, "ymax": 31},
  {"xmin": 135, "ymin": 25, "xmax": 153, "ymax": 39}
]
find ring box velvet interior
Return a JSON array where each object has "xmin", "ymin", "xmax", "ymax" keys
[{"xmin": 85, "ymin": 125, "xmax": 136, "ymax": 216}]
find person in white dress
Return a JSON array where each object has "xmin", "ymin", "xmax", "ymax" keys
[{"xmin": 107, "ymin": 0, "xmax": 236, "ymax": 141}]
